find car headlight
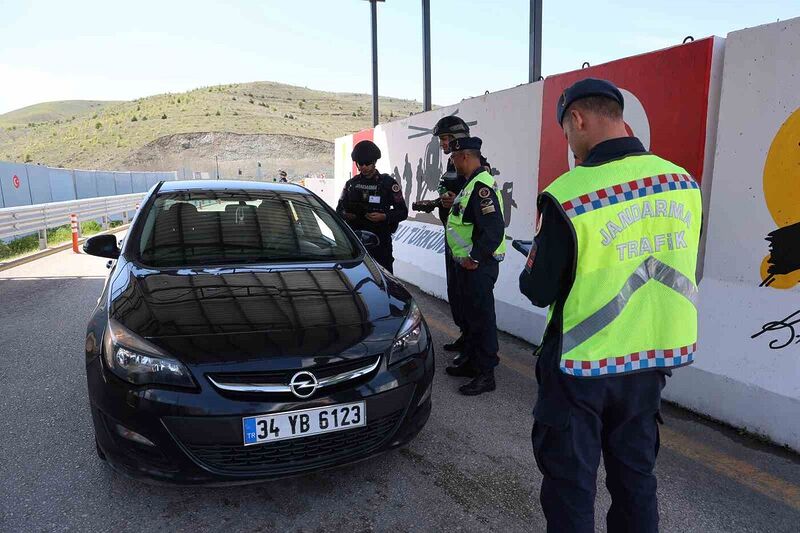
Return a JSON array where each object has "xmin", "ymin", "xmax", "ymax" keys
[
  {"xmin": 389, "ymin": 301, "xmax": 428, "ymax": 365},
  {"xmin": 102, "ymin": 318, "xmax": 195, "ymax": 388}
]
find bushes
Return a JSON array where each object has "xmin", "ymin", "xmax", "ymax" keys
[{"xmin": 0, "ymin": 221, "xmax": 113, "ymax": 261}]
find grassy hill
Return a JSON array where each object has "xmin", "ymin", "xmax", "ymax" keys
[
  {"xmin": 0, "ymin": 82, "xmax": 423, "ymax": 172},
  {"xmin": 0, "ymin": 100, "xmax": 118, "ymax": 128}
]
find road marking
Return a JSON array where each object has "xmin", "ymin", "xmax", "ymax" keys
[{"xmin": 424, "ymin": 314, "xmax": 800, "ymax": 511}]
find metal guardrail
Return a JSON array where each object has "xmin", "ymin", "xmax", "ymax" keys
[{"xmin": 0, "ymin": 193, "xmax": 146, "ymax": 249}]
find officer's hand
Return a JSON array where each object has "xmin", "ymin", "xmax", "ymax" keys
[
  {"xmin": 365, "ymin": 212, "xmax": 387, "ymax": 222},
  {"xmin": 342, "ymin": 211, "xmax": 356, "ymax": 221},
  {"xmin": 461, "ymin": 258, "xmax": 479, "ymax": 270},
  {"xmin": 440, "ymin": 191, "xmax": 456, "ymax": 209}
]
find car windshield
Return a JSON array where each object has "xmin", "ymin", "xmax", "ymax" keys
[{"xmin": 137, "ymin": 190, "xmax": 359, "ymax": 266}]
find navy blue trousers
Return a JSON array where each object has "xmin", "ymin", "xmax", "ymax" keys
[
  {"xmin": 444, "ymin": 245, "xmax": 465, "ymax": 332},
  {"xmin": 456, "ymin": 260, "xmax": 500, "ymax": 372},
  {"xmin": 532, "ymin": 368, "xmax": 665, "ymax": 533}
]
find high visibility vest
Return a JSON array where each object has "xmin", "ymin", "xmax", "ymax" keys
[
  {"xmin": 542, "ymin": 154, "xmax": 702, "ymax": 377},
  {"xmin": 446, "ymin": 171, "xmax": 507, "ymax": 263}
]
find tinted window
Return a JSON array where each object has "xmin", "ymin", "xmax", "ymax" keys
[{"xmin": 137, "ymin": 191, "xmax": 359, "ymax": 266}]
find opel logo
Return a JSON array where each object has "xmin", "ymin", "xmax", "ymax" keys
[{"xmin": 289, "ymin": 371, "xmax": 319, "ymax": 399}]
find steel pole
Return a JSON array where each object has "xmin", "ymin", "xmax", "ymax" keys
[
  {"xmin": 529, "ymin": 0, "xmax": 543, "ymax": 82},
  {"xmin": 422, "ymin": 0, "xmax": 431, "ymax": 111},
  {"xmin": 371, "ymin": 0, "xmax": 379, "ymax": 126}
]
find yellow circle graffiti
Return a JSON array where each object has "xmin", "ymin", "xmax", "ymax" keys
[{"xmin": 760, "ymin": 107, "xmax": 800, "ymax": 289}]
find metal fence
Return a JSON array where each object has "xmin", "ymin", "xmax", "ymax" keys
[{"xmin": 0, "ymin": 193, "xmax": 146, "ymax": 249}]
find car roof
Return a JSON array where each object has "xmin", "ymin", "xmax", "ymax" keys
[{"xmin": 157, "ymin": 179, "xmax": 309, "ymax": 194}]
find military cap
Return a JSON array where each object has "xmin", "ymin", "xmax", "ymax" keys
[
  {"xmin": 351, "ymin": 140, "xmax": 382, "ymax": 164},
  {"xmin": 557, "ymin": 78, "xmax": 624, "ymax": 125},
  {"xmin": 449, "ymin": 136, "xmax": 483, "ymax": 153}
]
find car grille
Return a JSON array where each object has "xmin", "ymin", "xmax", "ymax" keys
[
  {"xmin": 181, "ymin": 410, "xmax": 403, "ymax": 475},
  {"xmin": 207, "ymin": 355, "xmax": 381, "ymax": 386}
]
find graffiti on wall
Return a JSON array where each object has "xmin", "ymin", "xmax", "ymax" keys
[
  {"xmin": 394, "ymin": 111, "xmax": 517, "ymax": 230},
  {"xmin": 759, "ymin": 107, "xmax": 800, "ymax": 290},
  {"xmin": 751, "ymin": 308, "xmax": 800, "ymax": 350}
]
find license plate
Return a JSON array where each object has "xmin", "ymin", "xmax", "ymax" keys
[{"xmin": 242, "ymin": 402, "xmax": 366, "ymax": 446}]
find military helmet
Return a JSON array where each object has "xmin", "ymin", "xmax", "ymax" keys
[
  {"xmin": 351, "ymin": 140, "xmax": 382, "ymax": 164},
  {"xmin": 432, "ymin": 115, "xmax": 470, "ymax": 139}
]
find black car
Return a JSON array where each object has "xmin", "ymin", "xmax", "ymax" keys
[{"xmin": 83, "ymin": 180, "xmax": 433, "ymax": 484}]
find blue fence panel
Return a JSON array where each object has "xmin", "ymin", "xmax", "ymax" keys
[
  {"xmin": 49, "ymin": 169, "xmax": 76, "ymax": 202},
  {"xmin": 74, "ymin": 170, "xmax": 97, "ymax": 199},
  {"xmin": 131, "ymin": 172, "xmax": 148, "ymax": 193},
  {"xmin": 114, "ymin": 172, "xmax": 133, "ymax": 194},
  {"xmin": 0, "ymin": 161, "xmax": 179, "ymax": 207},
  {"xmin": 25, "ymin": 165, "xmax": 53, "ymax": 204},
  {"xmin": 0, "ymin": 162, "xmax": 33, "ymax": 207},
  {"xmin": 96, "ymin": 172, "xmax": 116, "ymax": 197}
]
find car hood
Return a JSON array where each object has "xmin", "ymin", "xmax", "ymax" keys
[{"xmin": 107, "ymin": 258, "xmax": 411, "ymax": 366}]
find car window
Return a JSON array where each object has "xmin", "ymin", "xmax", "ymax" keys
[{"xmin": 137, "ymin": 191, "xmax": 359, "ymax": 266}]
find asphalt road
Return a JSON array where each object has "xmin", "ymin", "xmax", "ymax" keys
[{"xmin": 1, "ymin": 246, "xmax": 799, "ymax": 532}]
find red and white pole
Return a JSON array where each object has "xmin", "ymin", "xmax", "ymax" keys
[{"xmin": 70, "ymin": 213, "xmax": 79, "ymax": 253}]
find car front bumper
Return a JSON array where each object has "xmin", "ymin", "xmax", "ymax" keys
[{"xmin": 87, "ymin": 343, "xmax": 434, "ymax": 485}]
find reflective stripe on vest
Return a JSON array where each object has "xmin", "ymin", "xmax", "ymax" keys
[
  {"xmin": 542, "ymin": 154, "xmax": 702, "ymax": 377},
  {"xmin": 446, "ymin": 171, "xmax": 507, "ymax": 263}
]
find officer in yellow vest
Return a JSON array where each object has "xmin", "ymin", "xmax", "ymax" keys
[
  {"xmin": 519, "ymin": 79, "xmax": 702, "ymax": 532},
  {"xmin": 445, "ymin": 136, "xmax": 506, "ymax": 395}
]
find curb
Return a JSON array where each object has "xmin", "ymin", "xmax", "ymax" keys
[{"xmin": 0, "ymin": 225, "xmax": 130, "ymax": 273}]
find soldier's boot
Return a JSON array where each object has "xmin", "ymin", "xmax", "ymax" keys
[{"xmin": 458, "ymin": 370, "xmax": 496, "ymax": 396}]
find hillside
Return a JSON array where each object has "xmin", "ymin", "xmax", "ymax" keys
[
  {"xmin": 0, "ymin": 82, "xmax": 423, "ymax": 176},
  {"xmin": 0, "ymin": 100, "xmax": 118, "ymax": 127}
]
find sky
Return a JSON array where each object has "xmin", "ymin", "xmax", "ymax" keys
[{"xmin": 0, "ymin": 0, "xmax": 798, "ymax": 114}]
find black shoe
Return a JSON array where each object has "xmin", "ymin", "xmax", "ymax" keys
[
  {"xmin": 443, "ymin": 335, "xmax": 465, "ymax": 352},
  {"xmin": 445, "ymin": 363, "xmax": 478, "ymax": 378},
  {"xmin": 459, "ymin": 372, "xmax": 496, "ymax": 396},
  {"xmin": 451, "ymin": 352, "xmax": 468, "ymax": 367}
]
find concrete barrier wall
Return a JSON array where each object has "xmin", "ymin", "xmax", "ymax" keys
[
  {"xmin": 663, "ymin": 18, "xmax": 800, "ymax": 450},
  {"xmin": 303, "ymin": 177, "xmax": 339, "ymax": 209},
  {"xmin": 0, "ymin": 162, "xmax": 177, "ymax": 208},
  {"xmin": 327, "ymin": 25, "xmax": 800, "ymax": 449},
  {"xmin": 376, "ymin": 83, "xmax": 544, "ymax": 342},
  {"xmin": 335, "ymin": 38, "xmax": 721, "ymax": 347}
]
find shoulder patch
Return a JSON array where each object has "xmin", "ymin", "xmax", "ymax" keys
[
  {"xmin": 392, "ymin": 183, "xmax": 400, "ymax": 193},
  {"xmin": 480, "ymin": 198, "xmax": 492, "ymax": 207},
  {"xmin": 478, "ymin": 187, "xmax": 491, "ymax": 199}
]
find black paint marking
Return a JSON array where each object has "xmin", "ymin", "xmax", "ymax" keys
[
  {"xmin": 760, "ymin": 221, "xmax": 800, "ymax": 287},
  {"xmin": 751, "ymin": 309, "xmax": 800, "ymax": 350}
]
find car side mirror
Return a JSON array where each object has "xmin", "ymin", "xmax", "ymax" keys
[
  {"xmin": 83, "ymin": 234, "xmax": 120, "ymax": 259},
  {"xmin": 356, "ymin": 230, "xmax": 380, "ymax": 249}
]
